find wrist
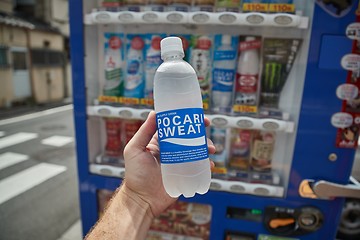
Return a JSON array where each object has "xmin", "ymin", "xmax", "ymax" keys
[{"xmin": 120, "ymin": 182, "xmax": 155, "ymax": 220}]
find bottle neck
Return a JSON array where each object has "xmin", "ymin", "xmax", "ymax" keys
[{"xmin": 162, "ymin": 52, "xmax": 184, "ymax": 61}]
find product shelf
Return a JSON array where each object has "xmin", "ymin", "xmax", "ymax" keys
[
  {"xmin": 89, "ymin": 162, "xmax": 283, "ymax": 197},
  {"xmin": 210, "ymin": 178, "xmax": 284, "ymax": 197},
  {"xmin": 87, "ymin": 105, "xmax": 295, "ymax": 133},
  {"xmin": 84, "ymin": 10, "xmax": 309, "ymax": 29},
  {"xmin": 90, "ymin": 163, "xmax": 125, "ymax": 178}
]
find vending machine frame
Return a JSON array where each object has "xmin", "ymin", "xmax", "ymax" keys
[{"xmin": 70, "ymin": 1, "xmax": 360, "ymax": 239}]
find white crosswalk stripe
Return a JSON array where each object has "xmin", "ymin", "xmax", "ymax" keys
[
  {"xmin": 0, "ymin": 132, "xmax": 38, "ymax": 150},
  {"xmin": 0, "ymin": 163, "xmax": 67, "ymax": 205},
  {"xmin": 41, "ymin": 136, "xmax": 74, "ymax": 147},
  {"xmin": 0, "ymin": 152, "xmax": 29, "ymax": 171},
  {"xmin": 0, "ymin": 131, "xmax": 4, "ymax": 137}
]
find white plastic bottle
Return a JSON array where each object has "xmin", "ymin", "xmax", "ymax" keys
[
  {"xmin": 234, "ymin": 36, "xmax": 260, "ymax": 106},
  {"xmin": 145, "ymin": 35, "xmax": 162, "ymax": 99},
  {"xmin": 190, "ymin": 36, "xmax": 212, "ymax": 104},
  {"xmin": 211, "ymin": 35, "xmax": 237, "ymax": 113},
  {"xmin": 124, "ymin": 36, "xmax": 145, "ymax": 98},
  {"xmin": 154, "ymin": 37, "xmax": 211, "ymax": 198}
]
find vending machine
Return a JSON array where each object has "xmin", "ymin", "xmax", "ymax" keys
[{"xmin": 70, "ymin": 0, "xmax": 360, "ymax": 239}]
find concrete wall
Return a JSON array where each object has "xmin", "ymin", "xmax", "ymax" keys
[
  {"xmin": 0, "ymin": 25, "xmax": 28, "ymax": 107},
  {"xmin": 0, "ymin": 69, "xmax": 13, "ymax": 107},
  {"xmin": 0, "ymin": 0, "xmax": 13, "ymax": 14},
  {"xmin": 29, "ymin": 31, "xmax": 63, "ymax": 50},
  {"xmin": 51, "ymin": 0, "xmax": 69, "ymax": 37},
  {"xmin": 29, "ymin": 31, "xmax": 65, "ymax": 103},
  {"xmin": 0, "ymin": 24, "xmax": 66, "ymax": 107},
  {"xmin": 32, "ymin": 67, "xmax": 64, "ymax": 103},
  {"xmin": 0, "ymin": 25, "xmax": 27, "ymax": 47}
]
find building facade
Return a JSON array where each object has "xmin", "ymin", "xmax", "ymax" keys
[{"xmin": 0, "ymin": 0, "xmax": 70, "ymax": 107}]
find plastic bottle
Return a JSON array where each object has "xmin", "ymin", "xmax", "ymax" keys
[
  {"xmin": 154, "ymin": 37, "xmax": 211, "ymax": 198},
  {"xmin": 234, "ymin": 36, "xmax": 260, "ymax": 106},
  {"xmin": 145, "ymin": 35, "xmax": 162, "ymax": 99},
  {"xmin": 211, "ymin": 35, "xmax": 237, "ymax": 113},
  {"xmin": 190, "ymin": 36, "xmax": 212, "ymax": 107},
  {"xmin": 103, "ymin": 34, "xmax": 124, "ymax": 97},
  {"xmin": 124, "ymin": 36, "xmax": 145, "ymax": 98}
]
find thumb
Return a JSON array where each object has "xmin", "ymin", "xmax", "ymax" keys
[{"xmin": 126, "ymin": 111, "xmax": 157, "ymax": 150}]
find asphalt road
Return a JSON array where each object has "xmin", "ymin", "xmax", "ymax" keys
[{"xmin": 0, "ymin": 105, "xmax": 80, "ymax": 240}]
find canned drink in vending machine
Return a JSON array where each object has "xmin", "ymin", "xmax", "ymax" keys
[
  {"xmin": 260, "ymin": 38, "xmax": 302, "ymax": 109},
  {"xmin": 260, "ymin": 60, "xmax": 284, "ymax": 108}
]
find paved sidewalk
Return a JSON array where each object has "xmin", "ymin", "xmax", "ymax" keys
[{"xmin": 57, "ymin": 220, "xmax": 83, "ymax": 240}]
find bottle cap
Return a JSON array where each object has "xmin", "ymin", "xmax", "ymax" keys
[
  {"xmin": 151, "ymin": 36, "xmax": 162, "ymax": 50},
  {"xmin": 245, "ymin": 36, "xmax": 256, "ymax": 42},
  {"xmin": 221, "ymin": 35, "xmax": 232, "ymax": 45},
  {"xmin": 197, "ymin": 36, "xmax": 212, "ymax": 50},
  {"xmin": 131, "ymin": 36, "xmax": 144, "ymax": 50},
  {"xmin": 160, "ymin": 37, "xmax": 184, "ymax": 59}
]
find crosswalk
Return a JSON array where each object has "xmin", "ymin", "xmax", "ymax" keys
[
  {"xmin": 0, "ymin": 132, "xmax": 38, "ymax": 149},
  {"xmin": 0, "ymin": 105, "xmax": 80, "ymax": 240},
  {"xmin": 0, "ymin": 131, "xmax": 74, "ymax": 205},
  {"xmin": 0, "ymin": 152, "xmax": 29, "ymax": 171}
]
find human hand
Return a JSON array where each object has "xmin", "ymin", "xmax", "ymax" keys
[{"xmin": 123, "ymin": 111, "xmax": 215, "ymax": 217}]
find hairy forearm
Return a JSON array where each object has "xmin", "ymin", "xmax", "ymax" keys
[{"xmin": 85, "ymin": 184, "xmax": 154, "ymax": 240}]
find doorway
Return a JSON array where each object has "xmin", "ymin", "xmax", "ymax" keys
[{"xmin": 11, "ymin": 47, "xmax": 31, "ymax": 100}]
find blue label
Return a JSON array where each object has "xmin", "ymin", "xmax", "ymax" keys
[
  {"xmin": 156, "ymin": 108, "xmax": 208, "ymax": 164},
  {"xmin": 212, "ymin": 69, "xmax": 235, "ymax": 92},
  {"xmin": 214, "ymin": 50, "xmax": 236, "ymax": 61},
  {"xmin": 127, "ymin": 60, "xmax": 140, "ymax": 74},
  {"xmin": 146, "ymin": 55, "xmax": 162, "ymax": 68}
]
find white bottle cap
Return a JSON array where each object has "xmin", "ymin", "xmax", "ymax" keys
[
  {"xmin": 160, "ymin": 37, "xmax": 184, "ymax": 60},
  {"xmin": 245, "ymin": 36, "xmax": 256, "ymax": 42},
  {"xmin": 221, "ymin": 35, "xmax": 232, "ymax": 45}
]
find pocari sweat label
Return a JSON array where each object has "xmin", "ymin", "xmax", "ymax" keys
[
  {"xmin": 156, "ymin": 108, "xmax": 208, "ymax": 164},
  {"xmin": 212, "ymin": 69, "xmax": 235, "ymax": 92}
]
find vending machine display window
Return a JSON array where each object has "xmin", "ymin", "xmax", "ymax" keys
[{"xmin": 71, "ymin": 0, "xmax": 360, "ymax": 239}]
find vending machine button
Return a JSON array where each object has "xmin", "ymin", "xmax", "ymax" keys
[
  {"xmin": 97, "ymin": 108, "xmax": 111, "ymax": 116},
  {"xmin": 142, "ymin": 12, "xmax": 158, "ymax": 22},
  {"xmin": 211, "ymin": 117, "xmax": 228, "ymax": 127},
  {"xmin": 210, "ymin": 181, "xmax": 221, "ymax": 190},
  {"xmin": 254, "ymin": 187, "xmax": 270, "ymax": 196},
  {"xmin": 118, "ymin": 109, "xmax": 132, "ymax": 118},
  {"xmin": 192, "ymin": 13, "xmax": 210, "ymax": 23},
  {"xmin": 230, "ymin": 184, "xmax": 246, "ymax": 193},
  {"xmin": 237, "ymin": 119, "xmax": 253, "ymax": 128},
  {"xmin": 219, "ymin": 14, "xmax": 236, "ymax": 24},
  {"xmin": 262, "ymin": 121, "xmax": 280, "ymax": 130}
]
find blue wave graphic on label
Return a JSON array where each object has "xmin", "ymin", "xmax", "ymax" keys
[
  {"xmin": 156, "ymin": 108, "xmax": 208, "ymax": 164},
  {"xmin": 212, "ymin": 68, "xmax": 235, "ymax": 91},
  {"xmin": 127, "ymin": 60, "xmax": 140, "ymax": 74}
]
